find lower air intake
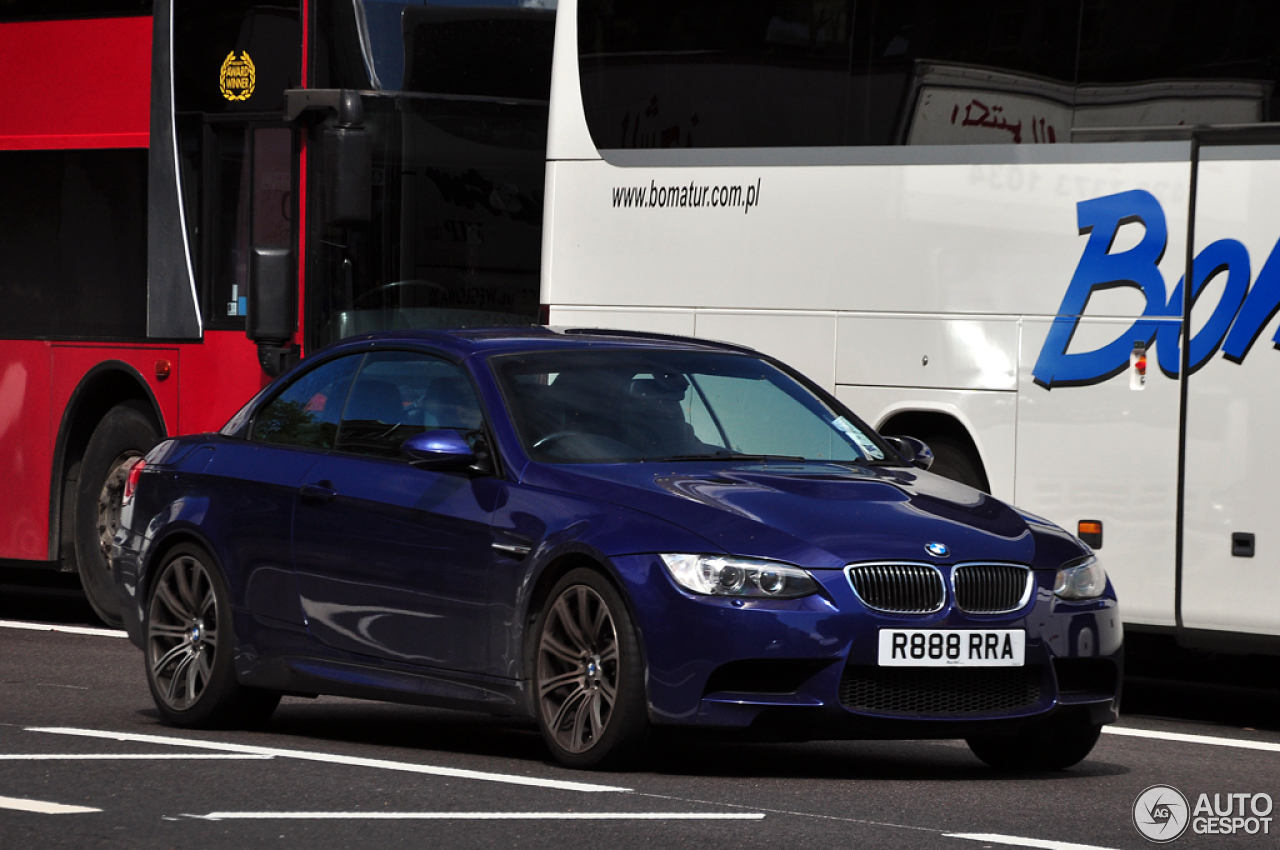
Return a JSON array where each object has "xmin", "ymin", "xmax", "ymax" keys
[{"xmin": 838, "ymin": 666, "xmax": 1043, "ymax": 715}]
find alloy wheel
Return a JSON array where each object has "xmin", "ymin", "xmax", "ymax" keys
[
  {"xmin": 537, "ymin": 584, "xmax": 620, "ymax": 755},
  {"xmin": 147, "ymin": 553, "xmax": 219, "ymax": 711}
]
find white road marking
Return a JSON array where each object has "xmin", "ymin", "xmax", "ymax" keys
[
  {"xmin": 0, "ymin": 754, "xmax": 272, "ymax": 760},
  {"xmin": 191, "ymin": 811, "xmax": 765, "ymax": 821},
  {"xmin": 0, "ymin": 620, "xmax": 127, "ymax": 638},
  {"xmin": 0, "ymin": 795, "xmax": 101, "ymax": 815},
  {"xmin": 28, "ymin": 727, "xmax": 630, "ymax": 794},
  {"xmin": 1104, "ymin": 725, "xmax": 1280, "ymax": 753},
  {"xmin": 946, "ymin": 833, "xmax": 1119, "ymax": 850}
]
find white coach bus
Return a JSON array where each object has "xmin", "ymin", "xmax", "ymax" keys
[{"xmin": 536, "ymin": 0, "xmax": 1280, "ymax": 653}]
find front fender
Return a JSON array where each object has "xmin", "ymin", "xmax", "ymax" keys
[{"xmin": 490, "ymin": 483, "xmax": 719, "ymax": 682}]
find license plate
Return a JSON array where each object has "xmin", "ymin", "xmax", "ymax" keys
[{"xmin": 878, "ymin": 629, "xmax": 1025, "ymax": 667}]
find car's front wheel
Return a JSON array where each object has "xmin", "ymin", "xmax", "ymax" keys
[
  {"xmin": 533, "ymin": 569, "xmax": 647, "ymax": 769},
  {"xmin": 145, "ymin": 543, "xmax": 279, "ymax": 728},
  {"xmin": 966, "ymin": 711, "xmax": 1102, "ymax": 771}
]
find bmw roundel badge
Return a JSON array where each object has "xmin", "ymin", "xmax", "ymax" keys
[{"xmin": 925, "ymin": 542, "xmax": 949, "ymax": 558}]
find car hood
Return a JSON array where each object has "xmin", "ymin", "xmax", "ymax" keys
[{"xmin": 522, "ymin": 461, "xmax": 1086, "ymax": 570}]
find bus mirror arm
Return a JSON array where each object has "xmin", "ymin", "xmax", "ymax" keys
[
  {"xmin": 285, "ymin": 89, "xmax": 364, "ymax": 127},
  {"xmin": 257, "ymin": 343, "xmax": 300, "ymax": 378}
]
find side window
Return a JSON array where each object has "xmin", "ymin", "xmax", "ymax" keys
[
  {"xmin": 335, "ymin": 351, "xmax": 484, "ymax": 459},
  {"xmin": 253, "ymin": 355, "xmax": 361, "ymax": 448},
  {"xmin": 202, "ymin": 125, "xmax": 294, "ymax": 330}
]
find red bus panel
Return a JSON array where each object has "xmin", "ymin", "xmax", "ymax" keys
[
  {"xmin": 0, "ymin": 342, "xmax": 53, "ymax": 560},
  {"xmin": 0, "ymin": 16, "xmax": 151, "ymax": 150}
]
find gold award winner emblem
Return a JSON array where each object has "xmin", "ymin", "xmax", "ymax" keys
[{"xmin": 219, "ymin": 51, "xmax": 256, "ymax": 101}]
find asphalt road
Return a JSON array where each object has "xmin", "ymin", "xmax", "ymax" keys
[{"xmin": 2, "ymin": 569, "xmax": 1278, "ymax": 850}]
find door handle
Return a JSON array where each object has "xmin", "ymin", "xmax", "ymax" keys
[{"xmin": 299, "ymin": 481, "xmax": 337, "ymax": 504}]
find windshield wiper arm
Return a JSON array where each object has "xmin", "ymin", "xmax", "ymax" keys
[{"xmin": 646, "ymin": 452, "xmax": 807, "ymax": 463}]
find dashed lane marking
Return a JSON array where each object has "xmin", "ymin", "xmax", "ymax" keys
[
  {"xmin": 948, "ymin": 834, "xmax": 1119, "ymax": 850},
  {"xmin": 947, "ymin": 834, "xmax": 1119, "ymax": 850},
  {"xmin": 0, "ymin": 753, "xmax": 272, "ymax": 760},
  {"xmin": 0, "ymin": 620, "xmax": 127, "ymax": 638},
  {"xmin": 188, "ymin": 811, "xmax": 765, "ymax": 821},
  {"xmin": 27, "ymin": 727, "xmax": 630, "ymax": 793},
  {"xmin": 1103, "ymin": 725, "xmax": 1280, "ymax": 753},
  {"xmin": 0, "ymin": 795, "xmax": 101, "ymax": 815}
]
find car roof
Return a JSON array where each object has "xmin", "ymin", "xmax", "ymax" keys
[{"xmin": 321, "ymin": 326, "xmax": 761, "ymax": 360}]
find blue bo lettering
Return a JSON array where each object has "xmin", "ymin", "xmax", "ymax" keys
[{"xmin": 1034, "ymin": 189, "xmax": 1280, "ymax": 388}]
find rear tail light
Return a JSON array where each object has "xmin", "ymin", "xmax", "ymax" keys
[{"xmin": 123, "ymin": 458, "xmax": 147, "ymax": 504}]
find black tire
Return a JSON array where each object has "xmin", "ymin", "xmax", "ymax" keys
[
  {"xmin": 922, "ymin": 436, "xmax": 988, "ymax": 493},
  {"xmin": 75, "ymin": 401, "xmax": 160, "ymax": 626},
  {"xmin": 532, "ymin": 568, "xmax": 648, "ymax": 769},
  {"xmin": 966, "ymin": 712, "xmax": 1102, "ymax": 771},
  {"xmin": 145, "ymin": 543, "xmax": 280, "ymax": 729}
]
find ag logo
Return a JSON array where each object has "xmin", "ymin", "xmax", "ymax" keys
[
  {"xmin": 219, "ymin": 51, "xmax": 256, "ymax": 102},
  {"xmin": 1134, "ymin": 785, "xmax": 1190, "ymax": 843}
]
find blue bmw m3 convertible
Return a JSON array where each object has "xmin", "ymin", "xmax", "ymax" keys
[{"xmin": 112, "ymin": 328, "xmax": 1120, "ymax": 770}]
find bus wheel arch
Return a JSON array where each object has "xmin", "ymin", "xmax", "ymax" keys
[
  {"xmin": 880, "ymin": 411, "xmax": 990, "ymax": 494},
  {"xmin": 54, "ymin": 365, "xmax": 166, "ymax": 625}
]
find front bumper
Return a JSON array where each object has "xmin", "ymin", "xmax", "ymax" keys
[{"xmin": 610, "ymin": 554, "xmax": 1122, "ymax": 738}]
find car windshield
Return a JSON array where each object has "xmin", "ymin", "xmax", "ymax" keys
[{"xmin": 491, "ymin": 348, "xmax": 888, "ymax": 464}]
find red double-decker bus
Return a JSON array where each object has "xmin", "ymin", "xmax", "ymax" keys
[{"xmin": 0, "ymin": 0, "xmax": 547, "ymax": 622}]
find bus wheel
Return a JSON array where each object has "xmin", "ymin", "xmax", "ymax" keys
[
  {"xmin": 921, "ymin": 436, "xmax": 988, "ymax": 493},
  {"xmin": 75, "ymin": 401, "xmax": 160, "ymax": 626}
]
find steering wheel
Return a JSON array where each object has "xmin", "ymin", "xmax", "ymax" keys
[{"xmin": 351, "ymin": 279, "xmax": 449, "ymax": 310}]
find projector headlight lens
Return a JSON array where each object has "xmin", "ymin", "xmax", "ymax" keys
[{"xmin": 659, "ymin": 554, "xmax": 818, "ymax": 599}]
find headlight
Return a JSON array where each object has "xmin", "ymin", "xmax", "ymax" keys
[
  {"xmin": 1054, "ymin": 557, "xmax": 1107, "ymax": 600},
  {"xmin": 659, "ymin": 554, "xmax": 818, "ymax": 599}
]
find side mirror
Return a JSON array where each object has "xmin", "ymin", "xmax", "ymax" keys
[
  {"xmin": 247, "ymin": 247, "xmax": 299, "ymax": 377},
  {"xmin": 402, "ymin": 430, "xmax": 476, "ymax": 470},
  {"xmin": 884, "ymin": 435, "xmax": 934, "ymax": 471},
  {"xmin": 324, "ymin": 124, "xmax": 372, "ymax": 224},
  {"xmin": 285, "ymin": 89, "xmax": 372, "ymax": 224}
]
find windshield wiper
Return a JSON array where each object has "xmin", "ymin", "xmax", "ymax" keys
[
  {"xmin": 829, "ymin": 457, "xmax": 882, "ymax": 467},
  {"xmin": 645, "ymin": 451, "xmax": 807, "ymax": 463}
]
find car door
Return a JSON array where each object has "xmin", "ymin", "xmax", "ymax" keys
[
  {"xmin": 213, "ymin": 352, "xmax": 361, "ymax": 625},
  {"xmin": 291, "ymin": 349, "xmax": 498, "ymax": 672}
]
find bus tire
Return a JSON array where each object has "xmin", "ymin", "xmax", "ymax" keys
[
  {"xmin": 922, "ymin": 436, "xmax": 987, "ymax": 493},
  {"xmin": 74, "ymin": 401, "xmax": 160, "ymax": 626}
]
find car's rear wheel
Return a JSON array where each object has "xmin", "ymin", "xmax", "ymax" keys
[
  {"xmin": 145, "ymin": 543, "xmax": 279, "ymax": 728},
  {"xmin": 966, "ymin": 711, "xmax": 1102, "ymax": 771},
  {"xmin": 75, "ymin": 401, "xmax": 160, "ymax": 626},
  {"xmin": 533, "ymin": 569, "xmax": 647, "ymax": 769}
]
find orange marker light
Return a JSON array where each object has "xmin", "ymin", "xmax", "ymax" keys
[{"xmin": 1077, "ymin": 520, "xmax": 1103, "ymax": 549}]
